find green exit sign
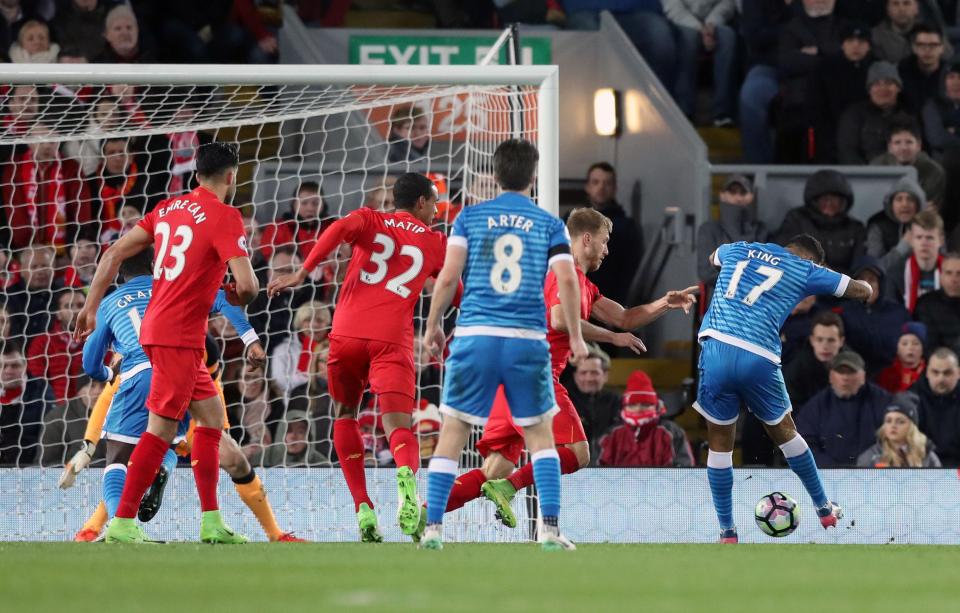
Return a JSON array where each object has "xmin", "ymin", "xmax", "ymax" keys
[{"xmin": 349, "ymin": 35, "xmax": 552, "ymax": 65}]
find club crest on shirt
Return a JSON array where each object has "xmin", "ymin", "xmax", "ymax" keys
[{"xmin": 237, "ymin": 235, "xmax": 247, "ymax": 253}]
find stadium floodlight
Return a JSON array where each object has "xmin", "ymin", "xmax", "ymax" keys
[{"xmin": 593, "ymin": 87, "xmax": 620, "ymax": 137}]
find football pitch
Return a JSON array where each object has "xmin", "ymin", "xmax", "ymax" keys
[{"xmin": 1, "ymin": 543, "xmax": 957, "ymax": 613}]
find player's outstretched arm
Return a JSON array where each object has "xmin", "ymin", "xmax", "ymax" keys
[
  {"xmin": 842, "ymin": 279, "xmax": 873, "ymax": 302},
  {"xmin": 551, "ymin": 258, "xmax": 588, "ymax": 362},
  {"xmin": 590, "ymin": 286, "xmax": 698, "ymax": 331},
  {"xmin": 74, "ymin": 226, "xmax": 153, "ymax": 341},
  {"xmin": 268, "ymin": 214, "xmax": 364, "ymax": 297},
  {"xmin": 425, "ymin": 244, "xmax": 467, "ymax": 357},
  {"xmin": 550, "ymin": 304, "xmax": 646, "ymax": 354},
  {"xmin": 226, "ymin": 256, "xmax": 260, "ymax": 305}
]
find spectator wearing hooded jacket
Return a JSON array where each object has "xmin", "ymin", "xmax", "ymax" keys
[
  {"xmin": 871, "ymin": 115, "xmax": 946, "ymax": 208},
  {"xmin": 773, "ymin": 169, "xmax": 865, "ymax": 273},
  {"xmin": 876, "ymin": 322, "xmax": 928, "ymax": 392},
  {"xmin": 838, "ymin": 256, "xmax": 911, "ymax": 373},
  {"xmin": 911, "ymin": 347, "xmax": 960, "ymax": 466},
  {"xmin": 796, "ymin": 350, "xmax": 891, "ymax": 467},
  {"xmin": 866, "ymin": 176, "xmax": 924, "ymax": 263},
  {"xmin": 884, "ymin": 208, "xmax": 945, "ymax": 312},
  {"xmin": 856, "ymin": 392, "xmax": 941, "ymax": 467},
  {"xmin": 598, "ymin": 371, "xmax": 694, "ymax": 467},
  {"xmin": 914, "ymin": 252, "xmax": 960, "ymax": 353},
  {"xmin": 837, "ymin": 61, "xmax": 914, "ymax": 164},
  {"xmin": 922, "ymin": 63, "xmax": 960, "ymax": 156}
]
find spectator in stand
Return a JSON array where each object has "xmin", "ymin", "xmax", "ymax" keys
[
  {"xmin": 63, "ymin": 95, "xmax": 122, "ymax": 177},
  {"xmin": 663, "ymin": 0, "xmax": 737, "ymax": 125},
  {"xmin": 0, "ymin": 125, "xmax": 92, "ymax": 251},
  {"xmin": 158, "ymin": 1, "xmax": 277, "ymax": 64},
  {"xmin": 922, "ymin": 63, "xmax": 960, "ymax": 156},
  {"xmin": 773, "ymin": 169, "xmax": 865, "ymax": 273},
  {"xmin": 26, "ymin": 288, "xmax": 85, "ymax": 404},
  {"xmin": 241, "ymin": 210, "xmax": 266, "ymax": 270},
  {"xmin": 871, "ymin": 117, "xmax": 947, "ymax": 207},
  {"xmin": 234, "ymin": 366, "xmax": 271, "ymax": 463},
  {"xmin": 269, "ymin": 301, "xmax": 331, "ymax": 401},
  {"xmin": 899, "ymin": 25, "xmax": 950, "ymax": 112},
  {"xmin": 696, "ymin": 174, "xmax": 767, "ymax": 295},
  {"xmin": 0, "ymin": 303, "xmax": 11, "ymax": 346},
  {"xmin": 261, "ymin": 403, "xmax": 329, "ymax": 468},
  {"xmin": 912, "ymin": 347, "xmax": 960, "ymax": 465},
  {"xmin": 576, "ymin": 162, "xmax": 643, "ymax": 305},
  {"xmin": 837, "ymin": 61, "xmax": 913, "ymax": 164},
  {"xmin": 363, "ymin": 176, "xmax": 397, "ymax": 212},
  {"xmin": 563, "ymin": 350, "xmax": 621, "ymax": 465},
  {"xmin": 785, "ymin": 310, "xmax": 847, "ymax": 411},
  {"xmin": 885, "ymin": 208, "xmax": 945, "ymax": 311},
  {"xmin": 94, "ymin": 4, "xmax": 155, "ymax": 63},
  {"xmin": 1, "ymin": 85, "xmax": 40, "ymax": 138},
  {"xmin": 387, "ymin": 105, "xmax": 431, "ymax": 164},
  {"xmin": 3, "ymin": 245, "xmax": 61, "ymax": 338},
  {"xmin": 248, "ymin": 246, "xmax": 315, "ymax": 351},
  {"xmin": 0, "ymin": 342, "xmax": 53, "ymax": 466},
  {"xmin": 915, "ymin": 252, "xmax": 960, "ymax": 352},
  {"xmin": 99, "ymin": 203, "xmax": 141, "ymax": 245},
  {"xmin": 839, "ymin": 256, "xmax": 911, "ymax": 373},
  {"xmin": 877, "ymin": 322, "xmax": 928, "ymax": 392},
  {"xmin": 0, "ymin": 0, "xmax": 23, "ymax": 62},
  {"xmin": 261, "ymin": 181, "xmax": 334, "ymax": 263},
  {"xmin": 780, "ymin": 295, "xmax": 821, "ymax": 365},
  {"xmin": 8, "ymin": 18, "xmax": 59, "ymax": 63},
  {"xmin": 89, "ymin": 138, "xmax": 154, "ymax": 236},
  {"xmin": 39, "ymin": 375, "xmax": 104, "ymax": 466},
  {"xmin": 141, "ymin": 86, "xmax": 215, "ymax": 196},
  {"xmin": 739, "ymin": 0, "xmax": 795, "ymax": 163},
  {"xmin": 812, "ymin": 22, "xmax": 874, "ymax": 163},
  {"xmin": 63, "ymin": 234, "xmax": 97, "ymax": 288},
  {"xmin": 874, "ymin": 0, "xmax": 923, "ymax": 62},
  {"xmin": 775, "ymin": 0, "xmax": 844, "ymax": 162},
  {"xmin": 857, "ymin": 392, "xmax": 941, "ymax": 466},
  {"xmin": 866, "ymin": 177, "xmax": 924, "ymax": 261},
  {"xmin": 598, "ymin": 370, "xmax": 695, "ymax": 467},
  {"xmin": 51, "ymin": 0, "xmax": 107, "ymax": 62},
  {"xmin": 796, "ymin": 350, "xmax": 890, "ymax": 466}
]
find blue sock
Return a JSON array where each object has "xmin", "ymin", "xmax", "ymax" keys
[
  {"xmin": 780, "ymin": 435, "xmax": 828, "ymax": 508},
  {"xmin": 102, "ymin": 463, "xmax": 127, "ymax": 519},
  {"xmin": 707, "ymin": 450, "xmax": 735, "ymax": 531},
  {"xmin": 531, "ymin": 449, "xmax": 561, "ymax": 520},
  {"xmin": 426, "ymin": 457, "xmax": 458, "ymax": 525},
  {"xmin": 161, "ymin": 448, "xmax": 178, "ymax": 475}
]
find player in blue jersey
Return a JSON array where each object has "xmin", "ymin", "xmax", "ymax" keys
[
  {"xmin": 697, "ymin": 234, "xmax": 872, "ymax": 543},
  {"xmin": 421, "ymin": 139, "xmax": 588, "ymax": 551}
]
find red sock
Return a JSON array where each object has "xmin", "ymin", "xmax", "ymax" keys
[
  {"xmin": 334, "ymin": 418, "xmax": 373, "ymax": 511},
  {"xmin": 114, "ymin": 432, "xmax": 169, "ymax": 519},
  {"xmin": 445, "ymin": 468, "xmax": 487, "ymax": 512},
  {"xmin": 192, "ymin": 427, "xmax": 222, "ymax": 512},
  {"xmin": 388, "ymin": 427, "xmax": 421, "ymax": 473},
  {"xmin": 507, "ymin": 446, "xmax": 581, "ymax": 492}
]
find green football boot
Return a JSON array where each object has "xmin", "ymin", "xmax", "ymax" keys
[
  {"xmin": 481, "ymin": 479, "xmax": 518, "ymax": 528},
  {"xmin": 104, "ymin": 517, "xmax": 161, "ymax": 544},
  {"xmin": 409, "ymin": 506, "xmax": 428, "ymax": 543},
  {"xmin": 396, "ymin": 466, "xmax": 421, "ymax": 535},
  {"xmin": 199, "ymin": 510, "xmax": 248, "ymax": 544},
  {"xmin": 357, "ymin": 502, "xmax": 383, "ymax": 543}
]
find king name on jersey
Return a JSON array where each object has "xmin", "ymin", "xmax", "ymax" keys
[
  {"xmin": 383, "ymin": 217, "xmax": 426, "ymax": 233},
  {"xmin": 487, "ymin": 214, "xmax": 534, "ymax": 232},
  {"xmin": 747, "ymin": 249, "xmax": 782, "ymax": 266},
  {"xmin": 155, "ymin": 198, "xmax": 208, "ymax": 225}
]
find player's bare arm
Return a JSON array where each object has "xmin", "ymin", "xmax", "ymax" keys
[
  {"xmin": 551, "ymin": 258, "xmax": 589, "ymax": 362},
  {"xmin": 842, "ymin": 279, "xmax": 873, "ymax": 302},
  {"xmin": 226, "ymin": 256, "xmax": 259, "ymax": 305},
  {"xmin": 590, "ymin": 287, "xmax": 698, "ymax": 331},
  {"xmin": 425, "ymin": 244, "xmax": 467, "ymax": 357},
  {"xmin": 549, "ymin": 303, "xmax": 646, "ymax": 354},
  {"xmin": 74, "ymin": 226, "xmax": 153, "ymax": 341}
]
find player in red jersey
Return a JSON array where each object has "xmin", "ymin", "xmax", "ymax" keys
[
  {"xmin": 75, "ymin": 142, "xmax": 259, "ymax": 544},
  {"xmin": 434, "ymin": 207, "xmax": 698, "ymax": 528},
  {"xmin": 267, "ymin": 172, "xmax": 459, "ymax": 542}
]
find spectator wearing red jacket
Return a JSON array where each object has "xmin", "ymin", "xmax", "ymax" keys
[
  {"xmin": 260, "ymin": 181, "xmax": 335, "ymax": 263},
  {"xmin": 599, "ymin": 371, "xmax": 688, "ymax": 468},
  {"xmin": 26, "ymin": 288, "xmax": 85, "ymax": 403},
  {"xmin": 877, "ymin": 322, "xmax": 927, "ymax": 393},
  {"xmin": 0, "ymin": 125, "xmax": 92, "ymax": 250}
]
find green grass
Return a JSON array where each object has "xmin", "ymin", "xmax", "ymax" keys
[{"xmin": 1, "ymin": 542, "xmax": 957, "ymax": 613}]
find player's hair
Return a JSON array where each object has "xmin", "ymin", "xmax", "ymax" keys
[
  {"xmin": 911, "ymin": 23, "xmax": 942, "ymax": 43},
  {"xmin": 785, "ymin": 234, "xmax": 826, "ymax": 265},
  {"xmin": 812, "ymin": 310, "xmax": 845, "ymax": 337},
  {"xmin": 393, "ymin": 173, "xmax": 435, "ymax": 210},
  {"xmin": 196, "ymin": 142, "xmax": 239, "ymax": 178},
  {"xmin": 493, "ymin": 139, "xmax": 538, "ymax": 191},
  {"xmin": 930, "ymin": 346, "xmax": 959, "ymax": 365},
  {"xmin": 586, "ymin": 161, "xmax": 616, "ymax": 182},
  {"xmin": 119, "ymin": 248, "xmax": 155, "ymax": 281},
  {"xmin": 567, "ymin": 207, "xmax": 613, "ymax": 238},
  {"xmin": 910, "ymin": 208, "xmax": 944, "ymax": 233}
]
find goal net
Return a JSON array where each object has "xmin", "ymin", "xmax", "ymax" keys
[{"xmin": 0, "ymin": 63, "xmax": 558, "ymax": 542}]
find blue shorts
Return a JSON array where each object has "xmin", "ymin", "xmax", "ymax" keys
[
  {"xmin": 103, "ymin": 369, "xmax": 189, "ymax": 444},
  {"xmin": 694, "ymin": 338, "xmax": 792, "ymax": 426},
  {"xmin": 440, "ymin": 334, "xmax": 558, "ymax": 426}
]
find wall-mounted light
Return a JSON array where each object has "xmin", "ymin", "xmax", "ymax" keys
[{"xmin": 594, "ymin": 88, "xmax": 621, "ymax": 137}]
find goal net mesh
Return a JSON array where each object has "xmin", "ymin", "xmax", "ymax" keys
[{"xmin": 0, "ymin": 77, "xmax": 542, "ymax": 542}]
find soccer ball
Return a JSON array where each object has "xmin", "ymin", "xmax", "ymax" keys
[{"xmin": 754, "ymin": 492, "xmax": 800, "ymax": 537}]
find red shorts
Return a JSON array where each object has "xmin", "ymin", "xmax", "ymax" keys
[
  {"xmin": 327, "ymin": 334, "xmax": 415, "ymax": 413},
  {"xmin": 476, "ymin": 380, "xmax": 587, "ymax": 465},
  {"xmin": 144, "ymin": 345, "xmax": 218, "ymax": 420}
]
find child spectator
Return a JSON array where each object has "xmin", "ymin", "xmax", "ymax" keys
[
  {"xmin": 26, "ymin": 288, "xmax": 85, "ymax": 403},
  {"xmin": 9, "ymin": 18, "xmax": 59, "ymax": 63},
  {"xmin": 866, "ymin": 177, "xmax": 924, "ymax": 262},
  {"xmin": 871, "ymin": 115, "xmax": 946, "ymax": 208},
  {"xmin": 857, "ymin": 393, "xmax": 941, "ymax": 466},
  {"xmin": 885, "ymin": 208, "xmax": 945, "ymax": 312},
  {"xmin": 387, "ymin": 104, "xmax": 431, "ymax": 163},
  {"xmin": 877, "ymin": 322, "xmax": 928, "ymax": 393},
  {"xmin": 598, "ymin": 371, "xmax": 694, "ymax": 467}
]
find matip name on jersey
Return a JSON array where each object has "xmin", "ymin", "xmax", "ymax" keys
[
  {"xmin": 487, "ymin": 214, "xmax": 535, "ymax": 232},
  {"xmin": 747, "ymin": 249, "xmax": 782, "ymax": 266},
  {"xmin": 383, "ymin": 217, "xmax": 426, "ymax": 233},
  {"xmin": 155, "ymin": 199, "xmax": 208, "ymax": 224},
  {"xmin": 115, "ymin": 288, "xmax": 152, "ymax": 309}
]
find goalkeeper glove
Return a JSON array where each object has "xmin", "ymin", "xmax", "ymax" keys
[{"xmin": 58, "ymin": 440, "xmax": 97, "ymax": 489}]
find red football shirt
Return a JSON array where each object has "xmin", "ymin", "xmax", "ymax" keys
[
  {"xmin": 303, "ymin": 207, "xmax": 446, "ymax": 349},
  {"xmin": 138, "ymin": 186, "xmax": 248, "ymax": 349},
  {"xmin": 544, "ymin": 267, "xmax": 601, "ymax": 376}
]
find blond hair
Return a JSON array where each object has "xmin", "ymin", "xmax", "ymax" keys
[
  {"xmin": 294, "ymin": 301, "xmax": 331, "ymax": 329},
  {"xmin": 567, "ymin": 207, "xmax": 613, "ymax": 239},
  {"xmin": 876, "ymin": 420, "xmax": 929, "ymax": 467},
  {"xmin": 911, "ymin": 208, "xmax": 944, "ymax": 233}
]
